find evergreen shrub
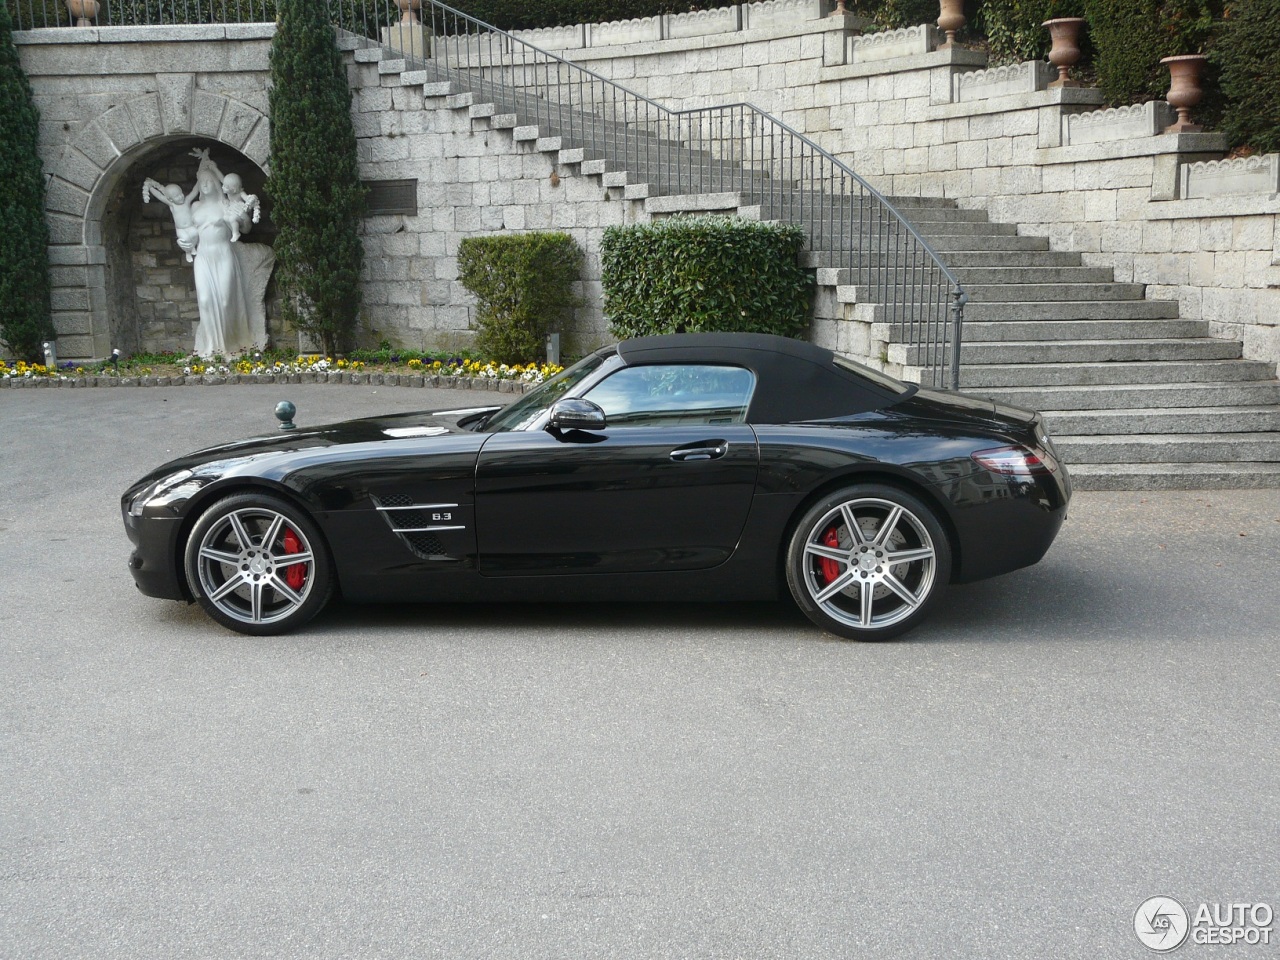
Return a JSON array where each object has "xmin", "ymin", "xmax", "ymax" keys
[
  {"xmin": 0, "ymin": 0, "xmax": 54, "ymax": 362},
  {"xmin": 602, "ymin": 216, "xmax": 812, "ymax": 341},
  {"xmin": 267, "ymin": 0, "xmax": 365, "ymax": 358},
  {"xmin": 976, "ymin": 0, "xmax": 1085, "ymax": 64},
  {"xmin": 1084, "ymin": 0, "xmax": 1220, "ymax": 105},
  {"xmin": 457, "ymin": 232, "xmax": 583, "ymax": 363},
  {"xmin": 1214, "ymin": 0, "xmax": 1280, "ymax": 154}
]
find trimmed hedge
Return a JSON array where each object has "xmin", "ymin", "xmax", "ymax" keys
[
  {"xmin": 1084, "ymin": 0, "xmax": 1220, "ymax": 105},
  {"xmin": 602, "ymin": 216, "xmax": 812, "ymax": 341},
  {"xmin": 1215, "ymin": 0, "xmax": 1280, "ymax": 154},
  {"xmin": 267, "ymin": 0, "xmax": 366, "ymax": 358},
  {"xmin": 0, "ymin": 0, "xmax": 54, "ymax": 363},
  {"xmin": 457, "ymin": 232, "xmax": 583, "ymax": 363}
]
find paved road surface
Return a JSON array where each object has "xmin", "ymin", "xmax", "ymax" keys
[{"xmin": 2, "ymin": 385, "xmax": 1278, "ymax": 959}]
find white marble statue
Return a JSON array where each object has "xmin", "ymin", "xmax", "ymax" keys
[{"xmin": 144, "ymin": 148, "xmax": 275, "ymax": 358}]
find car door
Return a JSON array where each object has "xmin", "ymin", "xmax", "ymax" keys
[{"xmin": 474, "ymin": 363, "xmax": 760, "ymax": 576}]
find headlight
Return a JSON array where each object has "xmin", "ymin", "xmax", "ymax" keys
[{"xmin": 129, "ymin": 470, "xmax": 199, "ymax": 517}]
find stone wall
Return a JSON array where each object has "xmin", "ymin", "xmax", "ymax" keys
[{"xmin": 520, "ymin": 3, "xmax": 1280, "ymax": 369}]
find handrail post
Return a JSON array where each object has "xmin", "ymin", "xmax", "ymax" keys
[{"xmin": 950, "ymin": 288, "xmax": 966, "ymax": 391}]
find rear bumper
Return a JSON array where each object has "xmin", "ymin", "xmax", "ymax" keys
[{"xmin": 944, "ymin": 465, "xmax": 1071, "ymax": 584}]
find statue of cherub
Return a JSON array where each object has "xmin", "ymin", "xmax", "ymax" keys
[
  {"xmin": 142, "ymin": 177, "xmax": 200, "ymax": 261},
  {"xmin": 221, "ymin": 172, "xmax": 261, "ymax": 243}
]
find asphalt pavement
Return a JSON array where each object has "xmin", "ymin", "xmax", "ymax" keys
[{"xmin": 1, "ymin": 383, "xmax": 1278, "ymax": 959}]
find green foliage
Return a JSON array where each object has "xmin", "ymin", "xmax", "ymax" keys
[
  {"xmin": 1084, "ymin": 0, "xmax": 1221, "ymax": 104},
  {"xmin": 266, "ymin": 0, "xmax": 365, "ymax": 358},
  {"xmin": 1214, "ymin": 0, "xmax": 1280, "ymax": 153},
  {"xmin": 867, "ymin": 0, "xmax": 940, "ymax": 29},
  {"xmin": 457, "ymin": 232, "xmax": 583, "ymax": 363},
  {"xmin": 0, "ymin": 0, "xmax": 53, "ymax": 363},
  {"xmin": 601, "ymin": 216, "xmax": 812, "ymax": 341},
  {"xmin": 975, "ymin": 0, "xmax": 1085, "ymax": 64}
]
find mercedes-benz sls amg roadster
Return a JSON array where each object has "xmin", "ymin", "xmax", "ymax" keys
[{"xmin": 122, "ymin": 333, "xmax": 1070, "ymax": 640}]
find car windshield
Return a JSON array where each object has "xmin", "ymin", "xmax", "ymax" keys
[{"xmin": 481, "ymin": 352, "xmax": 608, "ymax": 433}]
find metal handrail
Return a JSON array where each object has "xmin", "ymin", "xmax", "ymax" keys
[
  {"xmin": 375, "ymin": 0, "xmax": 965, "ymax": 389},
  {"xmin": 7, "ymin": 0, "xmax": 966, "ymax": 387}
]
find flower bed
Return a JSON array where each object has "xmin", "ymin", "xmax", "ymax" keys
[{"xmin": 0, "ymin": 352, "xmax": 564, "ymax": 391}]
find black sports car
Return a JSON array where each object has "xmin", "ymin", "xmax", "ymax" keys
[{"xmin": 122, "ymin": 333, "xmax": 1070, "ymax": 640}]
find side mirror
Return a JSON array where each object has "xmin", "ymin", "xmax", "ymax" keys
[{"xmin": 548, "ymin": 397, "xmax": 607, "ymax": 432}]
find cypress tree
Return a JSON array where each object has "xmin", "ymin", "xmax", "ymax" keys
[
  {"xmin": 267, "ymin": 0, "xmax": 364, "ymax": 357},
  {"xmin": 1215, "ymin": 0, "xmax": 1280, "ymax": 154},
  {"xmin": 0, "ymin": 0, "xmax": 54, "ymax": 363}
]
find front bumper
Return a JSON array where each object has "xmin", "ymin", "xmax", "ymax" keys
[{"xmin": 122, "ymin": 507, "xmax": 187, "ymax": 600}]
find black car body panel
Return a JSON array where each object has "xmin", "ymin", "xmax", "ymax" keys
[{"xmin": 123, "ymin": 333, "xmax": 1070, "ymax": 634}]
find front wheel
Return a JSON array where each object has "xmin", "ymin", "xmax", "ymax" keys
[
  {"xmin": 183, "ymin": 493, "xmax": 333, "ymax": 635},
  {"xmin": 786, "ymin": 484, "xmax": 951, "ymax": 641}
]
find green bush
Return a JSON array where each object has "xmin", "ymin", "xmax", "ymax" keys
[
  {"xmin": 1214, "ymin": 0, "xmax": 1280, "ymax": 154},
  {"xmin": 1084, "ymin": 0, "xmax": 1221, "ymax": 105},
  {"xmin": 267, "ymin": 0, "xmax": 365, "ymax": 358},
  {"xmin": 602, "ymin": 216, "xmax": 812, "ymax": 341},
  {"xmin": 0, "ymin": 0, "xmax": 53, "ymax": 363},
  {"xmin": 457, "ymin": 232, "xmax": 583, "ymax": 363},
  {"xmin": 975, "ymin": 0, "xmax": 1085, "ymax": 64}
]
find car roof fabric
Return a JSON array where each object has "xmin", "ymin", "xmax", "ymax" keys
[{"xmin": 616, "ymin": 333, "xmax": 900, "ymax": 423}]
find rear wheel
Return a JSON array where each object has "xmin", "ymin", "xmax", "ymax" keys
[
  {"xmin": 786, "ymin": 484, "xmax": 951, "ymax": 641},
  {"xmin": 184, "ymin": 493, "xmax": 333, "ymax": 635}
]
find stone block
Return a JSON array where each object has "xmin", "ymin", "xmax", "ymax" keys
[
  {"xmin": 849, "ymin": 25, "xmax": 937, "ymax": 63},
  {"xmin": 219, "ymin": 98, "xmax": 262, "ymax": 150},
  {"xmin": 953, "ymin": 61, "xmax": 1055, "ymax": 103},
  {"xmin": 745, "ymin": 0, "xmax": 823, "ymax": 31},
  {"xmin": 512, "ymin": 23, "xmax": 586, "ymax": 50},
  {"xmin": 667, "ymin": 5, "xmax": 741, "ymax": 40},
  {"xmin": 125, "ymin": 94, "xmax": 164, "ymax": 143},
  {"xmin": 100, "ymin": 104, "xmax": 140, "ymax": 153},
  {"xmin": 46, "ymin": 178, "xmax": 90, "ymax": 218},
  {"xmin": 1182, "ymin": 154, "xmax": 1280, "ymax": 200},
  {"xmin": 1063, "ymin": 101, "xmax": 1174, "ymax": 146},
  {"xmin": 157, "ymin": 73, "xmax": 195, "ymax": 134}
]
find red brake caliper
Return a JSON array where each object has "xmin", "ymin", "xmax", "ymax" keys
[
  {"xmin": 283, "ymin": 527, "xmax": 306, "ymax": 590},
  {"xmin": 819, "ymin": 525, "xmax": 842, "ymax": 585}
]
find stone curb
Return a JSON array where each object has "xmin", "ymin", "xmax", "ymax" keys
[{"xmin": 0, "ymin": 373, "xmax": 537, "ymax": 393}]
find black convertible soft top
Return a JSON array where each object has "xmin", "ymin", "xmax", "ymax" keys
[{"xmin": 615, "ymin": 332, "xmax": 913, "ymax": 424}]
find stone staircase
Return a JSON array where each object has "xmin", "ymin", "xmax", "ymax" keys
[{"xmin": 350, "ymin": 42, "xmax": 1280, "ymax": 490}]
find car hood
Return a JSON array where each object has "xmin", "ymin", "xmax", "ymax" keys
[{"xmin": 137, "ymin": 406, "xmax": 500, "ymax": 481}]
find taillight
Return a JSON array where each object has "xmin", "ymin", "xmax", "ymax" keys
[{"xmin": 972, "ymin": 445, "xmax": 1057, "ymax": 476}]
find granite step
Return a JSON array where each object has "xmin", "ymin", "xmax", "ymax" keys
[
  {"xmin": 952, "ymin": 359, "xmax": 1277, "ymax": 388},
  {"xmin": 894, "ymin": 338, "xmax": 1242, "ymax": 366},
  {"xmin": 975, "ymin": 381, "xmax": 1280, "ymax": 410},
  {"xmin": 1043, "ymin": 406, "xmax": 1280, "ymax": 436},
  {"xmin": 889, "ymin": 318, "xmax": 1210, "ymax": 343},
  {"xmin": 1068, "ymin": 462, "xmax": 1280, "ymax": 490},
  {"xmin": 1054, "ymin": 433, "xmax": 1280, "ymax": 464}
]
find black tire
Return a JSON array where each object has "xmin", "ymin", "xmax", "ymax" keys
[
  {"xmin": 785, "ymin": 483, "xmax": 951, "ymax": 641},
  {"xmin": 183, "ymin": 492, "xmax": 333, "ymax": 636}
]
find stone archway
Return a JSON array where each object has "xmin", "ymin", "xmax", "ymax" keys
[{"xmin": 45, "ymin": 88, "xmax": 270, "ymax": 359}]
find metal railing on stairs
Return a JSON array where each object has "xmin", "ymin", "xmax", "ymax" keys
[{"xmin": 8, "ymin": 0, "xmax": 966, "ymax": 389}]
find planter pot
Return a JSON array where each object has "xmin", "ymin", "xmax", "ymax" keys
[
  {"xmin": 1161, "ymin": 54, "xmax": 1208, "ymax": 133},
  {"xmin": 65, "ymin": 0, "xmax": 98, "ymax": 26},
  {"xmin": 396, "ymin": 0, "xmax": 421, "ymax": 25},
  {"xmin": 1043, "ymin": 17, "xmax": 1085, "ymax": 88},
  {"xmin": 937, "ymin": 0, "xmax": 965, "ymax": 48}
]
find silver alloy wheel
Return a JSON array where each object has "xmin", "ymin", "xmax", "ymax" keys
[
  {"xmin": 193, "ymin": 505, "xmax": 316, "ymax": 626},
  {"xmin": 799, "ymin": 496, "xmax": 938, "ymax": 631}
]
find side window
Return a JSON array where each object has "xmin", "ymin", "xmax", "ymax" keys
[{"xmin": 583, "ymin": 364, "xmax": 756, "ymax": 427}]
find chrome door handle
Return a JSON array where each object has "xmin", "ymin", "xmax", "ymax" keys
[{"xmin": 670, "ymin": 442, "xmax": 728, "ymax": 462}]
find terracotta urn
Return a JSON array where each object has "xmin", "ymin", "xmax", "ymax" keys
[
  {"xmin": 396, "ymin": 0, "xmax": 421, "ymax": 25},
  {"xmin": 65, "ymin": 0, "xmax": 99, "ymax": 26},
  {"xmin": 937, "ymin": 0, "xmax": 965, "ymax": 48},
  {"xmin": 1161, "ymin": 54, "xmax": 1208, "ymax": 133},
  {"xmin": 1043, "ymin": 17, "xmax": 1085, "ymax": 88}
]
